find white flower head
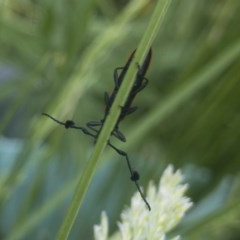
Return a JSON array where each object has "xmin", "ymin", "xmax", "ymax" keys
[
  {"xmin": 94, "ymin": 211, "xmax": 109, "ymax": 240},
  {"xmin": 94, "ymin": 165, "xmax": 193, "ymax": 240}
]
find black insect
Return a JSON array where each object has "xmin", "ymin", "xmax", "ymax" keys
[
  {"xmin": 42, "ymin": 49, "xmax": 152, "ymax": 210},
  {"xmin": 87, "ymin": 49, "xmax": 152, "ymax": 142}
]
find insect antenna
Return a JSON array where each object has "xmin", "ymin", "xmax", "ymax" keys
[{"xmin": 42, "ymin": 113, "xmax": 96, "ymax": 138}]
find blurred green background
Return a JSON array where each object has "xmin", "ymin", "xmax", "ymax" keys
[{"xmin": 0, "ymin": 0, "xmax": 240, "ymax": 239}]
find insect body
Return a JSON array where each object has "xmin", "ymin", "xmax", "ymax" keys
[
  {"xmin": 117, "ymin": 49, "xmax": 152, "ymax": 120},
  {"xmin": 87, "ymin": 49, "xmax": 152, "ymax": 142}
]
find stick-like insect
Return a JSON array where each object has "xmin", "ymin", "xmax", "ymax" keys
[
  {"xmin": 87, "ymin": 49, "xmax": 152, "ymax": 142},
  {"xmin": 42, "ymin": 49, "xmax": 152, "ymax": 210}
]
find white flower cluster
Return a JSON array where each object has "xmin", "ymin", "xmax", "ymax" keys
[{"xmin": 94, "ymin": 165, "xmax": 192, "ymax": 240}]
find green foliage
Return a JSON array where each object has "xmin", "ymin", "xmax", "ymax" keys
[{"xmin": 0, "ymin": 0, "xmax": 240, "ymax": 239}]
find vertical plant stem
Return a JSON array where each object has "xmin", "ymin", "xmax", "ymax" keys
[{"xmin": 56, "ymin": 0, "xmax": 172, "ymax": 239}]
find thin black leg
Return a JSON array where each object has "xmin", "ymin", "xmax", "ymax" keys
[{"xmin": 107, "ymin": 142, "xmax": 151, "ymax": 211}]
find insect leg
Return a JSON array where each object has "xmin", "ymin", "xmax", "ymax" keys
[
  {"xmin": 124, "ymin": 106, "xmax": 138, "ymax": 115},
  {"xmin": 107, "ymin": 141, "xmax": 151, "ymax": 211},
  {"xmin": 42, "ymin": 113, "xmax": 75, "ymax": 128},
  {"xmin": 113, "ymin": 67, "xmax": 125, "ymax": 87},
  {"xmin": 104, "ymin": 92, "xmax": 111, "ymax": 109},
  {"xmin": 107, "ymin": 142, "xmax": 134, "ymax": 176},
  {"xmin": 136, "ymin": 78, "xmax": 148, "ymax": 92},
  {"xmin": 86, "ymin": 121, "xmax": 103, "ymax": 133},
  {"xmin": 42, "ymin": 113, "xmax": 97, "ymax": 138},
  {"xmin": 134, "ymin": 177, "xmax": 151, "ymax": 211},
  {"xmin": 112, "ymin": 128, "xmax": 126, "ymax": 142}
]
